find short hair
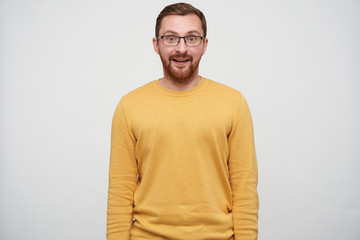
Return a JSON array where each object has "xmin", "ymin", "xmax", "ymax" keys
[{"xmin": 155, "ymin": 2, "xmax": 207, "ymax": 37}]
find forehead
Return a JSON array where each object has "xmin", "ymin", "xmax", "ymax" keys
[{"xmin": 159, "ymin": 14, "xmax": 203, "ymax": 36}]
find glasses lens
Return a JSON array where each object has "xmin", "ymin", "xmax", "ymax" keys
[
  {"xmin": 185, "ymin": 36, "xmax": 201, "ymax": 46},
  {"xmin": 163, "ymin": 35, "xmax": 179, "ymax": 46}
]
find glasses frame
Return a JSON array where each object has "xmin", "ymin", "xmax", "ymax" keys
[{"xmin": 157, "ymin": 35, "xmax": 205, "ymax": 47}]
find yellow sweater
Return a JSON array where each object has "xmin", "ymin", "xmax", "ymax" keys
[{"xmin": 107, "ymin": 77, "xmax": 258, "ymax": 240}]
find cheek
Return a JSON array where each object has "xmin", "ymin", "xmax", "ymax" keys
[
  {"xmin": 191, "ymin": 49, "xmax": 203, "ymax": 59},
  {"xmin": 160, "ymin": 48, "xmax": 173, "ymax": 58}
]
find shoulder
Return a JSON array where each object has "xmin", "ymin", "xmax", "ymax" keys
[
  {"xmin": 122, "ymin": 81, "xmax": 154, "ymax": 100},
  {"xmin": 117, "ymin": 81, "xmax": 157, "ymax": 108},
  {"xmin": 204, "ymin": 78, "xmax": 245, "ymax": 101}
]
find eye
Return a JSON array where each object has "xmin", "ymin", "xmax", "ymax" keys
[
  {"xmin": 187, "ymin": 36, "xmax": 196, "ymax": 42},
  {"xmin": 166, "ymin": 35, "xmax": 177, "ymax": 42}
]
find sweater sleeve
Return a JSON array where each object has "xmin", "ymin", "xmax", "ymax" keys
[
  {"xmin": 107, "ymin": 101, "xmax": 138, "ymax": 240},
  {"xmin": 228, "ymin": 94, "xmax": 259, "ymax": 240}
]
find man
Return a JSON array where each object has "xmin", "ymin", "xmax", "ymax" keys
[{"xmin": 107, "ymin": 3, "xmax": 258, "ymax": 240}]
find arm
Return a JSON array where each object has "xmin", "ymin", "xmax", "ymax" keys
[
  {"xmin": 228, "ymin": 94, "xmax": 259, "ymax": 240},
  {"xmin": 107, "ymin": 101, "xmax": 138, "ymax": 240}
]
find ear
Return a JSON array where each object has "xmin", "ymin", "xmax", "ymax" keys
[
  {"xmin": 201, "ymin": 38, "xmax": 208, "ymax": 56},
  {"xmin": 153, "ymin": 37, "xmax": 160, "ymax": 55}
]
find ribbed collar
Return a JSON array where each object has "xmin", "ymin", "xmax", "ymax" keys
[{"xmin": 152, "ymin": 77, "xmax": 207, "ymax": 97}]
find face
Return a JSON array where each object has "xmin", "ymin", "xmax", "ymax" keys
[{"xmin": 153, "ymin": 14, "xmax": 208, "ymax": 84}]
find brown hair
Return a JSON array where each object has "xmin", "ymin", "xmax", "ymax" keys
[{"xmin": 155, "ymin": 2, "xmax": 207, "ymax": 37}]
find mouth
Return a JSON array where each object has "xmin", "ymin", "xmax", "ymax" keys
[{"xmin": 172, "ymin": 58, "xmax": 191, "ymax": 65}]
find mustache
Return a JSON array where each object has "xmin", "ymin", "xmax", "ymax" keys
[{"xmin": 170, "ymin": 54, "xmax": 192, "ymax": 59}]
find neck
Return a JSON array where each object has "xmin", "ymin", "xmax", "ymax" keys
[{"xmin": 160, "ymin": 73, "xmax": 201, "ymax": 91}]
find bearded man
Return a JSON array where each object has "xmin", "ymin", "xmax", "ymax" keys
[{"xmin": 107, "ymin": 3, "xmax": 259, "ymax": 240}]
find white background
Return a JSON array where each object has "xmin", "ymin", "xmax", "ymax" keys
[{"xmin": 1, "ymin": 0, "xmax": 359, "ymax": 239}]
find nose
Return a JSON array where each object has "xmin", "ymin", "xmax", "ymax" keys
[{"xmin": 175, "ymin": 37, "xmax": 187, "ymax": 52}]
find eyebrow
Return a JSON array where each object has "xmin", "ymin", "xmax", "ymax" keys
[
  {"xmin": 186, "ymin": 30, "xmax": 201, "ymax": 35},
  {"xmin": 162, "ymin": 30, "xmax": 202, "ymax": 36}
]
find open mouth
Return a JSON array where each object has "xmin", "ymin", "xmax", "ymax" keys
[{"xmin": 172, "ymin": 58, "xmax": 190, "ymax": 64}]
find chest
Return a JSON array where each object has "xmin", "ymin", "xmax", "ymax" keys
[{"xmin": 130, "ymin": 97, "xmax": 234, "ymax": 143}]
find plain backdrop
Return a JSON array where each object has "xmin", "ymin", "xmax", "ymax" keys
[{"xmin": 1, "ymin": 0, "xmax": 359, "ymax": 239}]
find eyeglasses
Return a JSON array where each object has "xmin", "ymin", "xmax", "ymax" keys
[{"xmin": 157, "ymin": 35, "xmax": 205, "ymax": 47}]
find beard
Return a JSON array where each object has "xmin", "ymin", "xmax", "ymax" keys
[{"xmin": 159, "ymin": 52, "xmax": 201, "ymax": 85}]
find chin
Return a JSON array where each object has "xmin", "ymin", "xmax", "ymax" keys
[
  {"xmin": 169, "ymin": 71, "xmax": 193, "ymax": 83},
  {"xmin": 168, "ymin": 65, "xmax": 197, "ymax": 82}
]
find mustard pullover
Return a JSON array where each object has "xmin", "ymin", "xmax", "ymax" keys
[{"xmin": 107, "ymin": 77, "xmax": 259, "ymax": 240}]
